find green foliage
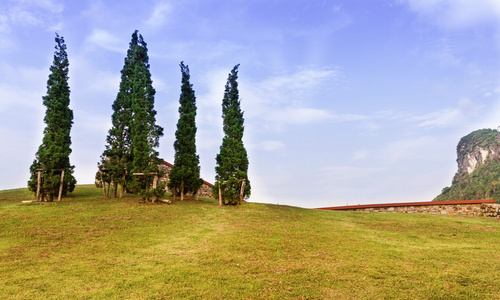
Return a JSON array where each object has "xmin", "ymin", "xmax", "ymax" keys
[
  {"xmin": 457, "ymin": 129, "xmax": 500, "ymax": 161},
  {"xmin": 214, "ymin": 65, "xmax": 251, "ymax": 205},
  {"xmin": 28, "ymin": 33, "xmax": 76, "ymax": 201},
  {"xmin": 168, "ymin": 62, "xmax": 202, "ymax": 198},
  {"xmin": 98, "ymin": 30, "xmax": 163, "ymax": 196},
  {"xmin": 97, "ymin": 32, "xmax": 137, "ymax": 195},
  {"xmin": 434, "ymin": 157, "xmax": 500, "ymax": 202},
  {"xmin": 435, "ymin": 129, "xmax": 500, "ymax": 202},
  {"xmin": 128, "ymin": 32, "xmax": 163, "ymax": 193},
  {"xmin": 139, "ymin": 181, "xmax": 167, "ymax": 201}
]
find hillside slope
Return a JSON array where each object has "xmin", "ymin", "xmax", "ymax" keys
[
  {"xmin": 435, "ymin": 129, "xmax": 500, "ymax": 201},
  {"xmin": 1, "ymin": 185, "xmax": 500, "ymax": 299}
]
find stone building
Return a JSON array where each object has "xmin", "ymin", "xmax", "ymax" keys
[{"xmin": 158, "ymin": 161, "xmax": 214, "ymax": 198}]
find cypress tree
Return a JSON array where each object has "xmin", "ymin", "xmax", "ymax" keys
[
  {"xmin": 128, "ymin": 32, "xmax": 163, "ymax": 194},
  {"xmin": 97, "ymin": 31, "xmax": 138, "ymax": 197},
  {"xmin": 28, "ymin": 33, "xmax": 76, "ymax": 201},
  {"xmin": 97, "ymin": 30, "xmax": 163, "ymax": 198},
  {"xmin": 214, "ymin": 64, "xmax": 251, "ymax": 205},
  {"xmin": 168, "ymin": 62, "xmax": 202, "ymax": 201}
]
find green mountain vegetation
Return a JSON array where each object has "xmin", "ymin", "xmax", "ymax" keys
[
  {"xmin": 435, "ymin": 129, "xmax": 500, "ymax": 202},
  {"xmin": 1, "ymin": 185, "xmax": 499, "ymax": 299}
]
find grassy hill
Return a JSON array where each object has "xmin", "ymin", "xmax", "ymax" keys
[{"xmin": 1, "ymin": 185, "xmax": 500, "ymax": 299}]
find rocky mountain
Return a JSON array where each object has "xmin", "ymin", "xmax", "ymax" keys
[{"xmin": 434, "ymin": 129, "xmax": 500, "ymax": 201}]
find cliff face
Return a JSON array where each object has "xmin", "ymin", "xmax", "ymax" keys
[
  {"xmin": 434, "ymin": 129, "xmax": 500, "ymax": 202},
  {"xmin": 456, "ymin": 129, "xmax": 500, "ymax": 175}
]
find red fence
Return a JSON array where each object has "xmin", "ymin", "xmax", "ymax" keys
[{"xmin": 318, "ymin": 199, "xmax": 497, "ymax": 211}]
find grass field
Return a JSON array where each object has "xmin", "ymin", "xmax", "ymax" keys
[{"xmin": 1, "ymin": 185, "xmax": 500, "ymax": 299}]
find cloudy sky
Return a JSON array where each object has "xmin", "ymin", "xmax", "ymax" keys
[{"xmin": 1, "ymin": 0, "xmax": 499, "ymax": 208}]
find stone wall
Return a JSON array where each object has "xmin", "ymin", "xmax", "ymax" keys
[
  {"xmin": 319, "ymin": 200, "xmax": 500, "ymax": 219},
  {"xmin": 158, "ymin": 161, "xmax": 214, "ymax": 198}
]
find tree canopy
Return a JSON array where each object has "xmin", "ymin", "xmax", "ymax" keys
[
  {"xmin": 28, "ymin": 33, "xmax": 76, "ymax": 201},
  {"xmin": 168, "ymin": 62, "xmax": 202, "ymax": 200},
  {"xmin": 97, "ymin": 30, "xmax": 163, "ymax": 198},
  {"xmin": 214, "ymin": 64, "xmax": 251, "ymax": 205}
]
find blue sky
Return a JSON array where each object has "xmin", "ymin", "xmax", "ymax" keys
[{"xmin": 1, "ymin": 0, "xmax": 499, "ymax": 208}]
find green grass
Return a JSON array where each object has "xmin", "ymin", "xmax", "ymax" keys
[{"xmin": 1, "ymin": 185, "xmax": 500, "ymax": 299}]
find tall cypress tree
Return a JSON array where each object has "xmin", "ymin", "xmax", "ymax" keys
[
  {"xmin": 97, "ymin": 31, "xmax": 138, "ymax": 197},
  {"xmin": 214, "ymin": 64, "xmax": 251, "ymax": 205},
  {"xmin": 98, "ymin": 30, "xmax": 163, "ymax": 197},
  {"xmin": 168, "ymin": 62, "xmax": 202, "ymax": 201},
  {"xmin": 128, "ymin": 32, "xmax": 163, "ymax": 193},
  {"xmin": 28, "ymin": 33, "xmax": 76, "ymax": 201}
]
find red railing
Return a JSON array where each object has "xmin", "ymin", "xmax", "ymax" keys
[{"xmin": 318, "ymin": 199, "xmax": 497, "ymax": 210}]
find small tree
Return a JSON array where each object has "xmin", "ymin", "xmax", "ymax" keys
[
  {"xmin": 214, "ymin": 64, "xmax": 251, "ymax": 205},
  {"xmin": 28, "ymin": 33, "xmax": 76, "ymax": 201},
  {"xmin": 168, "ymin": 62, "xmax": 202, "ymax": 201}
]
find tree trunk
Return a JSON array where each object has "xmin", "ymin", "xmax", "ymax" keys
[
  {"xmin": 180, "ymin": 181, "xmax": 184, "ymax": 202},
  {"xmin": 218, "ymin": 184, "xmax": 222, "ymax": 207},
  {"xmin": 119, "ymin": 173, "xmax": 126, "ymax": 198},
  {"xmin": 113, "ymin": 180, "xmax": 118, "ymax": 198},
  {"xmin": 239, "ymin": 179, "xmax": 246, "ymax": 205},
  {"xmin": 36, "ymin": 171, "xmax": 41, "ymax": 202},
  {"xmin": 101, "ymin": 179, "xmax": 108, "ymax": 197},
  {"xmin": 58, "ymin": 169, "xmax": 65, "ymax": 202},
  {"xmin": 152, "ymin": 175, "xmax": 158, "ymax": 203}
]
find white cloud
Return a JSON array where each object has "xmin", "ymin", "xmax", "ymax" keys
[
  {"xmin": 425, "ymin": 36, "xmax": 463, "ymax": 66},
  {"xmin": 331, "ymin": 112, "xmax": 369, "ymax": 122},
  {"xmin": 145, "ymin": 2, "xmax": 172, "ymax": 28},
  {"xmin": 251, "ymin": 140, "xmax": 286, "ymax": 152},
  {"xmin": 0, "ymin": 125, "xmax": 41, "ymax": 190},
  {"xmin": 196, "ymin": 68, "xmax": 230, "ymax": 122},
  {"xmin": 0, "ymin": 85, "xmax": 43, "ymax": 112},
  {"xmin": 72, "ymin": 113, "xmax": 111, "ymax": 139},
  {"xmin": 383, "ymin": 136, "xmax": 440, "ymax": 163},
  {"xmin": 86, "ymin": 29, "xmax": 126, "ymax": 53},
  {"xmin": 321, "ymin": 166, "xmax": 386, "ymax": 181},
  {"xmin": 9, "ymin": 8, "xmax": 40, "ymax": 26},
  {"xmin": 411, "ymin": 99, "xmax": 481, "ymax": 128},
  {"xmin": 402, "ymin": 0, "xmax": 500, "ymax": 30},
  {"xmin": 260, "ymin": 67, "xmax": 339, "ymax": 96},
  {"xmin": 235, "ymin": 66, "xmax": 345, "ymax": 132},
  {"xmin": 68, "ymin": 54, "xmax": 121, "ymax": 102},
  {"xmin": 2, "ymin": 0, "xmax": 64, "ymax": 29},
  {"xmin": 0, "ymin": 37, "xmax": 14, "ymax": 51},
  {"xmin": 352, "ymin": 150, "xmax": 369, "ymax": 161},
  {"xmin": 0, "ymin": 14, "xmax": 11, "ymax": 33},
  {"xmin": 0, "ymin": 63, "xmax": 48, "ymax": 190},
  {"xmin": 33, "ymin": 0, "xmax": 64, "ymax": 14},
  {"xmin": 471, "ymin": 95, "xmax": 500, "ymax": 130},
  {"xmin": 48, "ymin": 21, "xmax": 63, "ymax": 32},
  {"xmin": 0, "ymin": 63, "xmax": 47, "ymax": 111},
  {"xmin": 265, "ymin": 107, "xmax": 332, "ymax": 125},
  {"xmin": 195, "ymin": 66, "xmax": 345, "ymax": 132}
]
